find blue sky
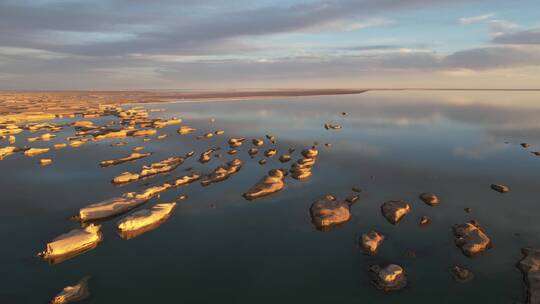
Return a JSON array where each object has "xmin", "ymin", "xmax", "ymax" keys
[{"xmin": 0, "ymin": 0, "xmax": 539, "ymax": 89}]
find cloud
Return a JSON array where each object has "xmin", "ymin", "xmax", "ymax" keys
[
  {"xmin": 492, "ymin": 28, "xmax": 540, "ymax": 45},
  {"xmin": 459, "ymin": 13, "xmax": 495, "ymax": 25}
]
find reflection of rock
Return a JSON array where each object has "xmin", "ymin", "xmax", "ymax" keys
[
  {"xmin": 51, "ymin": 276, "xmax": 91, "ymax": 304},
  {"xmin": 518, "ymin": 248, "xmax": 540, "ymax": 304},
  {"xmin": 39, "ymin": 224, "xmax": 102, "ymax": 264},
  {"xmin": 112, "ymin": 156, "xmax": 184, "ymax": 184},
  {"xmin": 381, "ymin": 200, "xmax": 411, "ymax": 224},
  {"xmin": 200, "ymin": 159, "xmax": 243, "ymax": 187},
  {"xmin": 78, "ymin": 193, "xmax": 147, "ymax": 221},
  {"xmin": 361, "ymin": 231, "xmax": 384, "ymax": 255},
  {"xmin": 100, "ymin": 152, "xmax": 152, "ymax": 167},
  {"xmin": 117, "ymin": 203, "xmax": 176, "ymax": 239},
  {"xmin": 243, "ymin": 169, "xmax": 285, "ymax": 200},
  {"xmin": 370, "ymin": 264, "xmax": 407, "ymax": 291},
  {"xmin": 491, "ymin": 184, "xmax": 509, "ymax": 193},
  {"xmin": 419, "ymin": 193, "xmax": 439, "ymax": 206},
  {"xmin": 453, "ymin": 220, "xmax": 491, "ymax": 257},
  {"xmin": 310, "ymin": 195, "xmax": 351, "ymax": 229},
  {"xmin": 450, "ymin": 265, "xmax": 474, "ymax": 283}
]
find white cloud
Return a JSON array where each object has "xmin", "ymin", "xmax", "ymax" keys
[{"xmin": 459, "ymin": 13, "xmax": 495, "ymax": 25}]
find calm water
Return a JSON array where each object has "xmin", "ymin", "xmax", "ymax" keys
[{"xmin": 2, "ymin": 91, "xmax": 540, "ymax": 303}]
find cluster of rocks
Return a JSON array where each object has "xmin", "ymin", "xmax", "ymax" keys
[{"xmin": 290, "ymin": 147, "xmax": 318, "ymax": 180}]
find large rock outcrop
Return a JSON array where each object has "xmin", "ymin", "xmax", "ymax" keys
[{"xmin": 518, "ymin": 248, "xmax": 540, "ymax": 304}]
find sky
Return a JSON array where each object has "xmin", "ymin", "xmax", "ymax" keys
[{"xmin": 0, "ymin": 0, "xmax": 539, "ymax": 90}]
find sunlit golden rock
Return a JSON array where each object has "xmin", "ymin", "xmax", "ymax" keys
[
  {"xmin": 38, "ymin": 224, "xmax": 102, "ymax": 263},
  {"xmin": 177, "ymin": 126, "xmax": 196, "ymax": 135},
  {"xmin": 8, "ymin": 135, "xmax": 15, "ymax": 144},
  {"xmin": 78, "ymin": 193, "xmax": 147, "ymax": 221},
  {"xmin": 310, "ymin": 195, "xmax": 351, "ymax": 229},
  {"xmin": 252, "ymin": 138, "xmax": 264, "ymax": 146},
  {"xmin": 199, "ymin": 149, "xmax": 214, "ymax": 163},
  {"xmin": 157, "ymin": 134, "xmax": 168, "ymax": 139},
  {"xmin": 172, "ymin": 173, "xmax": 201, "ymax": 187},
  {"xmin": 228, "ymin": 137, "xmax": 245, "ymax": 148},
  {"xmin": 215, "ymin": 130, "xmax": 225, "ymax": 135},
  {"xmin": 28, "ymin": 133, "xmax": 56, "ymax": 142},
  {"xmin": 100, "ymin": 152, "xmax": 152, "ymax": 167},
  {"xmin": 453, "ymin": 220, "xmax": 491, "ymax": 257},
  {"xmin": 491, "ymin": 183, "xmax": 510, "ymax": 193},
  {"xmin": 117, "ymin": 203, "xmax": 176, "ymax": 239},
  {"xmin": 200, "ymin": 159, "xmax": 243, "ymax": 186},
  {"xmin": 112, "ymin": 156, "xmax": 184, "ymax": 184},
  {"xmin": 324, "ymin": 123, "xmax": 342, "ymax": 130},
  {"xmin": 0, "ymin": 146, "xmax": 17, "ymax": 159},
  {"xmin": 72, "ymin": 121, "xmax": 96, "ymax": 130},
  {"xmin": 24, "ymin": 147, "xmax": 50, "ymax": 157},
  {"xmin": 361, "ymin": 231, "xmax": 384, "ymax": 255},
  {"xmin": 243, "ymin": 169, "xmax": 285, "ymax": 200},
  {"xmin": 264, "ymin": 148, "xmax": 277, "ymax": 157},
  {"xmin": 51, "ymin": 276, "xmax": 91, "ymax": 304},
  {"xmin": 135, "ymin": 183, "xmax": 172, "ymax": 200},
  {"xmin": 69, "ymin": 140, "xmax": 86, "ymax": 148},
  {"xmin": 381, "ymin": 200, "xmax": 411, "ymax": 224},
  {"xmin": 279, "ymin": 154, "xmax": 291, "ymax": 163},
  {"xmin": 40, "ymin": 158, "xmax": 53, "ymax": 166},
  {"xmin": 54, "ymin": 143, "xmax": 67, "ymax": 149},
  {"xmin": 301, "ymin": 147, "xmax": 318, "ymax": 158},
  {"xmin": 153, "ymin": 118, "xmax": 182, "ymax": 128},
  {"xmin": 370, "ymin": 264, "xmax": 407, "ymax": 291},
  {"xmin": 419, "ymin": 193, "xmax": 439, "ymax": 206},
  {"xmin": 94, "ymin": 129, "xmax": 129, "ymax": 140},
  {"xmin": 132, "ymin": 128, "xmax": 157, "ymax": 137}
]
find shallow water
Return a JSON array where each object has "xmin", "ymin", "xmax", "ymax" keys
[{"xmin": 2, "ymin": 91, "xmax": 540, "ymax": 303}]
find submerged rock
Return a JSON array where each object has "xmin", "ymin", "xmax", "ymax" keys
[
  {"xmin": 24, "ymin": 147, "xmax": 50, "ymax": 157},
  {"xmin": 450, "ymin": 265, "xmax": 474, "ymax": 283},
  {"xmin": 310, "ymin": 195, "xmax": 351, "ymax": 229},
  {"xmin": 117, "ymin": 202, "xmax": 176, "ymax": 239},
  {"xmin": 51, "ymin": 276, "xmax": 91, "ymax": 304},
  {"xmin": 38, "ymin": 224, "xmax": 102, "ymax": 263},
  {"xmin": 100, "ymin": 152, "xmax": 152, "ymax": 167},
  {"xmin": 200, "ymin": 159, "xmax": 243, "ymax": 187},
  {"xmin": 491, "ymin": 184, "xmax": 510, "ymax": 193},
  {"xmin": 77, "ymin": 193, "xmax": 147, "ymax": 221},
  {"xmin": 381, "ymin": 200, "xmax": 411, "ymax": 224},
  {"xmin": 419, "ymin": 193, "xmax": 439, "ymax": 206},
  {"xmin": 361, "ymin": 231, "xmax": 384, "ymax": 255},
  {"xmin": 518, "ymin": 248, "xmax": 540, "ymax": 304},
  {"xmin": 370, "ymin": 264, "xmax": 407, "ymax": 291},
  {"xmin": 243, "ymin": 169, "xmax": 286, "ymax": 200},
  {"xmin": 453, "ymin": 220, "xmax": 492, "ymax": 257}
]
